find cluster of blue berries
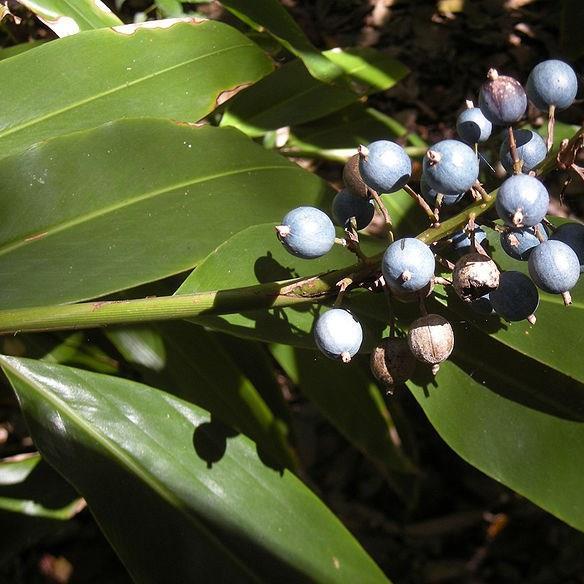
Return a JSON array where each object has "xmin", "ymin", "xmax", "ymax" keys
[{"xmin": 275, "ymin": 59, "xmax": 582, "ymax": 390}]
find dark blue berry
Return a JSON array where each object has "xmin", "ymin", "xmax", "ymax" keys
[
  {"xmin": 420, "ymin": 175, "xmax": 464, "ymax": 206},
  {"xmin": 382, "ymin": 238, "xmax": 435, "ymax": 293},
  {"xmin": 314, "ymin": 308, "xmax": 363, "ymax": 362},
  {"xmin": 528, "ymin": 240, "xmax": 580, "ymax": 301},
  {"xmin": 526, "ymin": 60, "xmax": 578, "ymax": 111},
  {"xmin": 277, "ymin": 206, "xmax": 335, "ymax": 259},
  {"xmin": 490, "ymin": 271, "xmax": 539, "ymax": 322},
  {"xmin": 451, "ymin": 228, "xmax": 487, "ymax": 256},
  {"xmin": 457, "ymin": 105, "xmax": 493, "ymax": 144},
  {"xmin": 496, "ymin": 174, "xmax": 549, "ymax": 228},
  {"xmin": 499, "ymin": 129, "xmax": 547, "ymax": 174},
  {"xmin": 470, "ymin": 293, "xmax": 495, "ymax": 316},
  {"xmin": 332, "ymin": 189, "xmax": 375, "ymax": 230},
  {"xmin": 422, "ymin": 140, "xmax": 479, "ymax": 196},
  {"xmin": 359, "ymin": 141, "xmax": 411, "ymax": 194},
  {"xmin": 500, "ymin": 223, "xmax": 547, "ymax": 261},
  {"xmin": 479, "ymin": 69, "xmax": 527, "ymax": 125},
  {"xmin": 550, "ymin": 222, "xmax": 584, "ymax": 273}
]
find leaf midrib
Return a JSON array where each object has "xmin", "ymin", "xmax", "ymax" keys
[
  {"xmin": 0, "ymin": 164, "xmax": 296, "ymax": 258},
  {"xmin": 0, "ymin": 41, "xmax": 251, "ymax": 140},
  {"xmin": 5, "ymin": 361, "xmax": 263, "ymax": 582}
]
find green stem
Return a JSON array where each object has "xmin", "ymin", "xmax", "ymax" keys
[{"xmin": 0, "ymin": 198, "xmax": 496, "ymax": 335}]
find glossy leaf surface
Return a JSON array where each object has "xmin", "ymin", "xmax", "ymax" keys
[
  {"xmin": 2, "ymin": 356, "xmax": 389, "ymax": 583},
  {"xmin": 0, "ymin": 20, "xmax": 272, "ymax": 159},
  {"xmin": 0, "ymin": 120, "xmax": 329, "ymax": 308}
]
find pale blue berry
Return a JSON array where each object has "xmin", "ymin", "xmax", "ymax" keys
[
  {"xmin": 550, "ymin": 222, "xmax": 584, "ymax": 273},
  {"xmin": 490, "ymin": 271, "xmax": 539, "ymax": 322},
  {"xmin": 457, "ymin": 106, "xmax": 492, "ymax": 144},
  {"xmin": 332, "ymin": 189, "xmax": 375, "ymax": 230},
  {"xmin": 277, "ymin": 206, "xmax": 335, "ymax": 259},
  {"xmin": 496, "ymin": 174, "xmax": 549, "ymax": 228},
  {"xmin": 420, "ymin": 175, "xmax": 464, "ymax": 206},
  {"xmin": 382, "ymin": 238, "xmax": 435, "ymax": 293},
  {"xmin": 358, "ymin": 141, "xmax": 412, "ymax": 194},
  {"xmin": 500, "ymin": 223, "xmax": 547, "ymax": 261},
  {"xmin": 422, "ymin": 140, "xmax": 479, "ymax": 196},
  {"xmin": 314, "ymin": 308, "xmax": 363, "ymax": 362},
  {"xmin": 499, "ymin": 129, "xmax": 547, "ymax": 174},
  {"xmin": 451, "ymin": 227, "xmax": 487, "ymax": 256},
  {"xmin": 526, "ymin": 59, "xmax": 578, "ymax": 111}
]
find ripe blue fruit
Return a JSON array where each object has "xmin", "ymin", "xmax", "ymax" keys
[
  {"xmin": 470, "ymin": 293, "xmax": 495, "ymax": 316},
  {"xmin": 499, "ymin": 129, "xmax": 547, "ymax": 174},
  {"xmin": 422, "ymin": 140, "xmax": 479, "ymax": 195},
  {"xmin": 451, "ymin": 227, "xmax": 487, "ymax": 256},
  {"xmin": 495, "ymin": 174, "xmax": 549, "ymax": 228},
  {"xmin": 526, "ymin": 59, "xmax": 578, "ymax": 111},
  {"xmin": 420, "ymin": 175, "xmax": 464, "ymax": 206},
  {"xmin": 528, "ymin": 240, "xmax": 580, "ymax": 304},
  {"xmin": 479, "ymin": 69, "xmax": 527, "ymax": 125},
  {"xmin": 358, "ymin": 140, "xmax": 412, "ymax": 194},
  {"xmin": 490, "ymin": 271, "xmax": 539, "ymax": 323},
  {"xmin": 277, "ymin": 206, "xmax": 336, "ymax": 259},
  {"xmin": 332, "ymin": 188, "xmax": 375, "ymax": 230},
  {"xmin": 314, "ymin": 308, "xmax": 363, "ymax": 362},
  {"xmin": 456, "ymin": 106, "xmax": 492, "ymax": 144},
  {"xmin": 500, "ymin": 223, "xmax": 547, "ymax": 261},
  {"xmin": 550, "ymin": 222, "xmax": 584, "ymax": 273},
  {"xmin": 382, "ymin": 238, "xmax": 435, "ymax": 293}
]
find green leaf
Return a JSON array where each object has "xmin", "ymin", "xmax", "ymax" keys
[
  {"xmin": 176, "ymin": 222, "xmax": 386, "ymax": 347},
  {"xmin": 155, "ymin": 0, "xmax": 186, "ymax": 18},
  {"xmin": 107, "ymin": 322, "xmax": 297, "ymax": 470},
  {"xmin": 407, "ymin": 323, "xmax": 584, "ymax": 532},
  {"xmin": 219, "ymin": 0, "xmax": 343, "ymax": 83},
  {"xmin": 15, "ymin": 0, "xmax": 122, "ymax": 35},
  {"xmin": 2, "ymin": 356, "xmax": 390, "ymax": 583},
  {"xmin": 0, "ymin": 120, "xmax": 329, "ymax": 308},
  {"xmin": 0, "ymin": 20, "xmax": 273, "ymax": 159},
  {"xmin": 0, "ymin": 41, "xmax": 44, "ymax": 61},
  {"xmin": 221, "ymin": 49, "xmax": 408, "ymax": 137},
  {"xmin": 271, "ymin": 345, "xmax": 416, "ymax": 478}
]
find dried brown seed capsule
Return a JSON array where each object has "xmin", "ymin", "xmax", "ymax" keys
[
  {"xmin": 452, "ymin": 252, "xmax": 500, "ymax": 303},
  {"xmin": 370, "ymin": 338, "xmax": 416, "ymax": 392},
  {"xmin": 390, "ymin": 279, "xmax": 435, "ymax": 303},
  {"xmin": 343, "ymin": 154, "xmax": 370, "ymax": 199},
  {"xmin": 407, "ymin": 314, "xmax": 454, "ymax": 374}
]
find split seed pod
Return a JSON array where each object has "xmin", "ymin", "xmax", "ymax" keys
[
  {"xmin": 452, "ymin": 252, "xmax": 500, "ymax": 303},
  {"xmin": 343, "ymin": 154, "xmax": 370, "ymax": 199},
  {"xmin": 407, "ymin": 314, "xmax": 454, "ymax": 374},
  {"xmin": 370, "ymin": 338, "xmax": 417, "ymax": 393}
]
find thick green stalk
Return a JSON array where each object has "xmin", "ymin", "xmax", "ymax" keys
[{"xmin": 0, "ymin": 197, "xmax": 495, "ymax": 335}]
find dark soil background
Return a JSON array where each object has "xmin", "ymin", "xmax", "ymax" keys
[{"xmin": 1, "ymin": 1, "xmax": 584, "ymax": 583}]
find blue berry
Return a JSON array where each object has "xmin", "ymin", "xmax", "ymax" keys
[
  {"xmin": 277, "ymin": 206, "xmax": 335, "ymax": 259},
  {"xmin": 314, "ymin": 308, "xmax": 363, "ymax": 362},
  {"xmin": 456, "ymin": 105, "xmax": 493, "ymax": 144},
  {"xmin": 500, "ymin": 223, "xmax": 547, "ymax": 261},
  {"xmin": 499, "ymin": 129, "xmax": 547, "ymax": 174},
  {"xmin": 489, "ymin": 271, "xmax": 539, "ymax": 322},
  {"xmin": 451, "ymin": 228, "xmax": 487, "ymax": 256},
  {"xmin": 420, "ymin": 175, "xmax": 464, "ymax": 206},
  {"xmin": 528, "ymin": 240, "xmax": 580, "ymax": 303},
  {"xmin": 470, "ymin": 293, "xmax": 495, "ymax": 316},
  {"xmin": 526, "ymin": 59, "xmax": 578, "ymax": 111},
  {"xmin": 550, "ymin": 222, "xmax": 584, "ymax": 273},
  {"xmin": 382, "ymin": 238, "xmax": 435, "ymax": 293},
  {"xmin": 422, "ymin": 140, "xmax": 479, "ymax": 195},
  {"xmin": 358, "ymin": 141, "xmax": 412, "ymax": 194},
  {"xmin": 332, "ymin": 189, "xmax": 375, "ymax": 230},
  {"xmin": 495, "ymin": 174, "xmax": 549, "ymax": 228},
  {"xmin": 479, "ymin": 69, "xmax": 527, "ymax": 126}
]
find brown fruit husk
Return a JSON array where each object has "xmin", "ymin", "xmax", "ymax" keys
[
  {"xmin": 452, "ymin": 252, "xmax": 500, "ymax": 303},
  {"xmin": 407, "ymin": 314, "xmax": 454, "ymax": 366},
  {"xmin": 370, "ymin": 338, "xmax": 416, "ymax": 391},
  {"xmin": 343, "ymin": 154, "xmax": 370, "ymax": 199}
]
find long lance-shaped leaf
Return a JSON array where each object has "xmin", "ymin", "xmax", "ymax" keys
[
  {"xmin": 1, "ymin": 356, "xmax": 390, "ymax": 583},
  {"xmin": 0, "ymin": 20, "xmax": 273, "ymax": 160},
  {"xmin": 15, "ymin": 0, "xmax": 122, "ymax": 36},
  {"xmin": 0, "ymin": 119, "xmax": 329, "ymax": 308}
]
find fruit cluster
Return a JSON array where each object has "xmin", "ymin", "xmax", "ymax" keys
[{"xmin": 276, "ymin": 59, "xmax": 583, "ymax": 392}]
